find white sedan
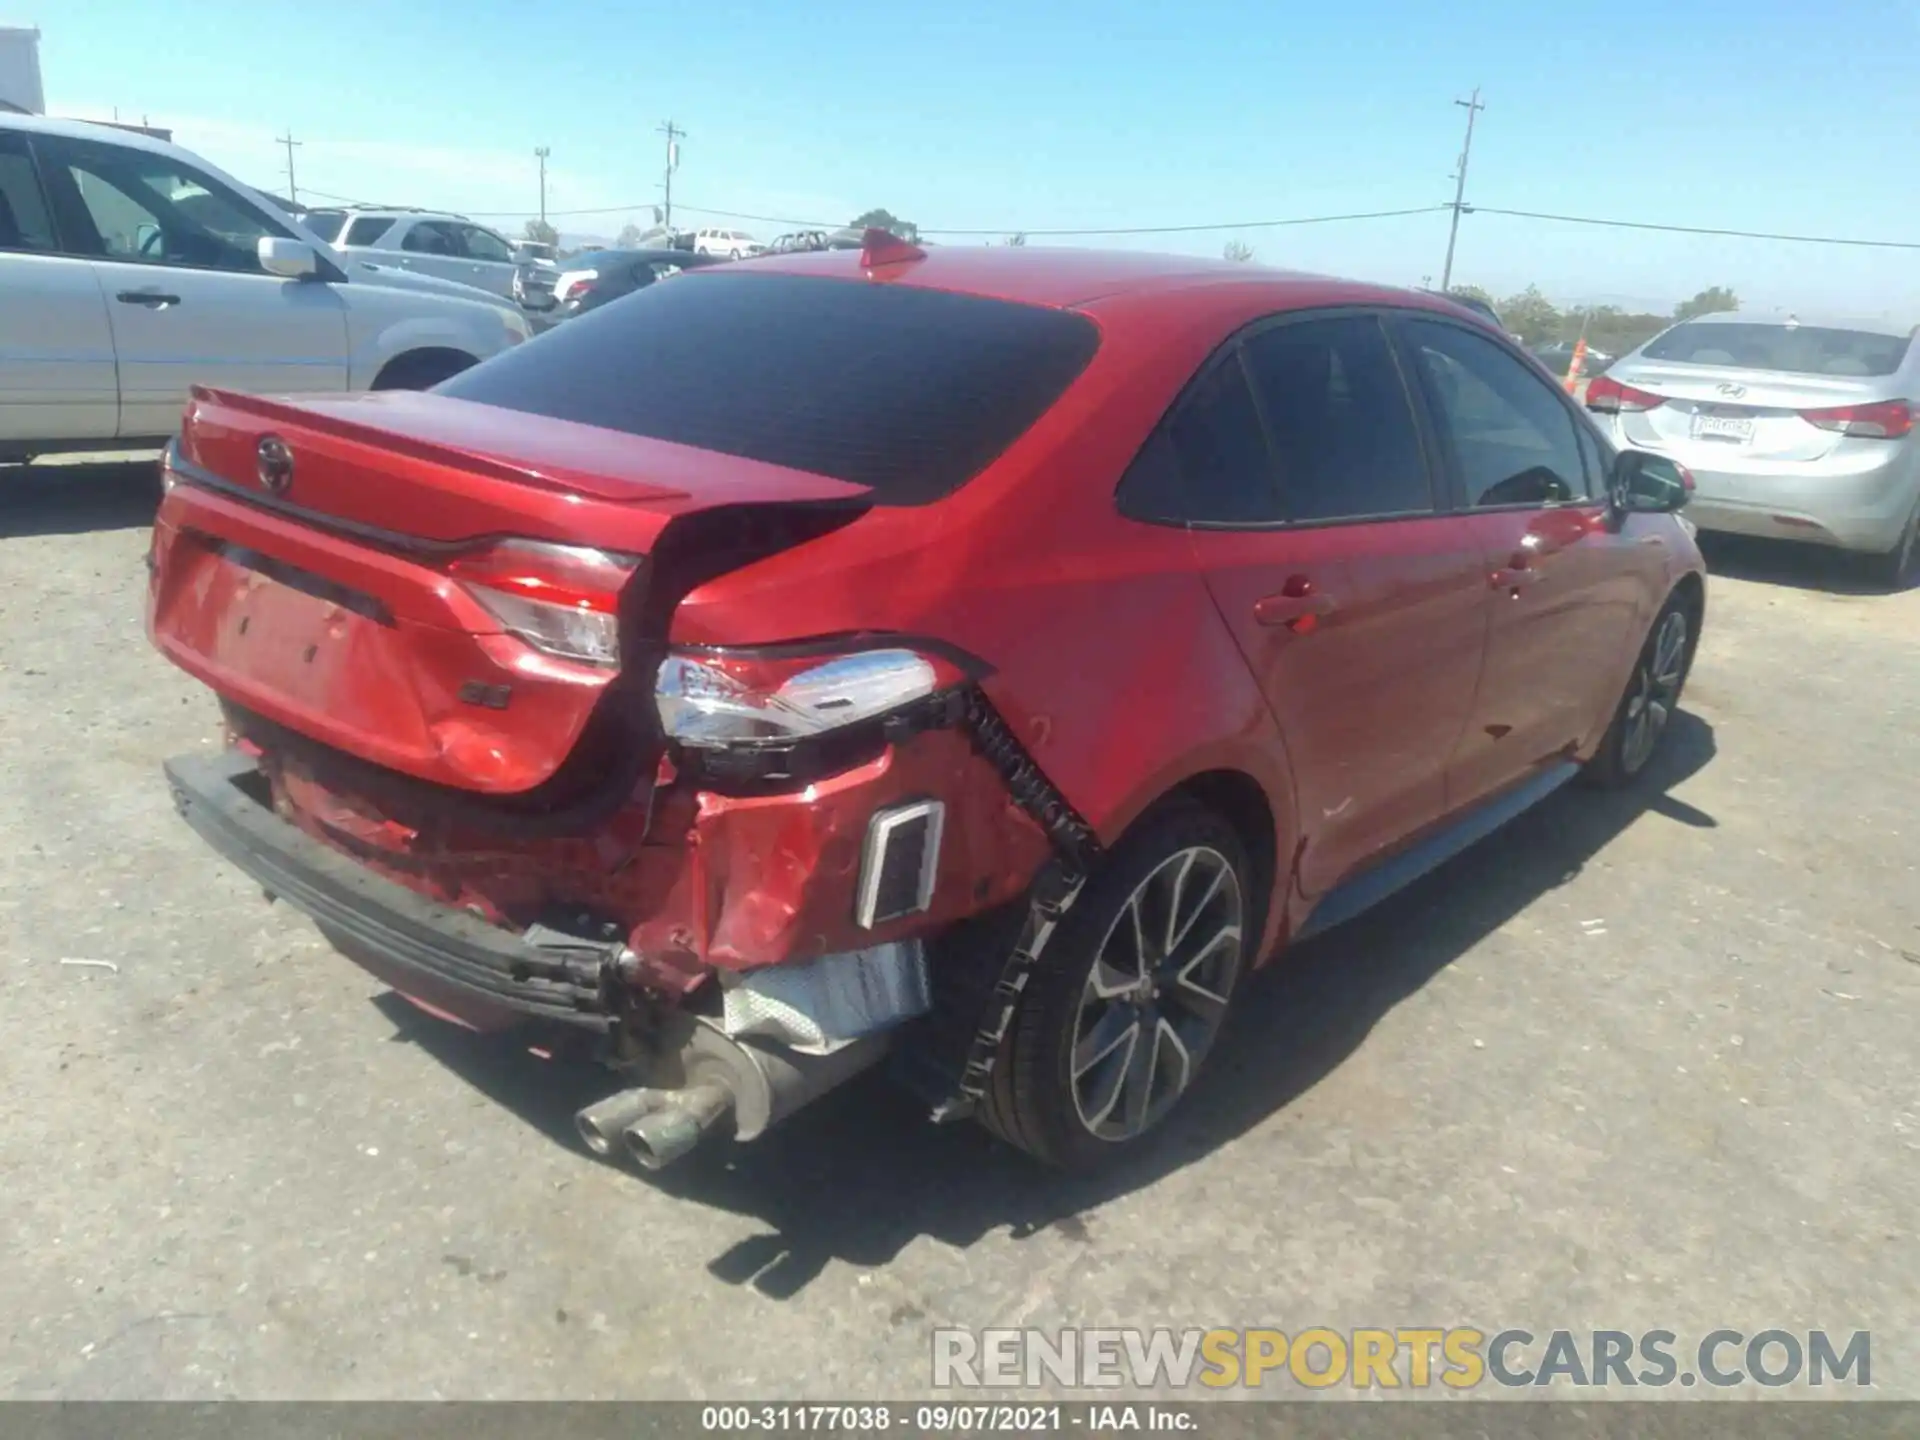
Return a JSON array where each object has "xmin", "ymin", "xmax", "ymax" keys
[{"xmin": 0, "ymin": 113, "xmax": 530, "ymax": 463}]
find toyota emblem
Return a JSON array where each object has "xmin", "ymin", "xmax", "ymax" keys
[
  {"xmin": 1716, "ymin": 382, "xmax": 1747, "ymax": 399},
  {"xmin": 256, "ymin": 435, "xmax": 294, "ymax": 495}
]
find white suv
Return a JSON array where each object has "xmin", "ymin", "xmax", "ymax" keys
[
  {"xmin": 690, "ymin": 227, "xmax": 764, "ymax": 259},
  {"xmin": 0, "ymin": 114, "xmax": 530, "ymax": 463},
  {"xmin": 305, "ymin": 208, "xmax": 525, "ymax": 303}
]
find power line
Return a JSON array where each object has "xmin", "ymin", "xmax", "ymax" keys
[
  {"xmin": 1439, "ymin": 87, "xmax": 1483, "ymax": 290},
  {"xmin": 461, "ymin": 199, "xmax": 1452, "ymax": 235},
  {"xmin": 1472, "ymin": 205, "xmax": 1920, "ymax": 251},
  {"xmin": 926, "ymin": 206, "xmax": 1450, "ymax": 238}
]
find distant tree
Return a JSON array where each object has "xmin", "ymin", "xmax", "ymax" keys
[
  {"xmin": 851, "ymin": 208, "xmax": 918, "ymax": 242},
  {"xmin": 523, "ymin": 218, "xmax": 559, "ymax": 248},
  {"xmin": 1447, "ymin": 283, "xmax": 1494, "ymax": 305},
  {"xmin": 615, "ymin": 222, "xmax": 646, "ymax": 248},
  {"xmin": 1005, "ymin": 232, "xmax": 1027, "ymax": 247},
  {"xmin": 1223, "ymin": 240, "xmax": 1255, "ymax": 263},
  {"xmin": 1674, "ymin": 286, "xmax": 1739, "ymax": 322},
  {"xmin": 1499, "ymin": 284, "xmax": 1562, "ymax": 346}
]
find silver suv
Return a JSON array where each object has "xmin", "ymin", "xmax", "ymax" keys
[{"xmin": 304, "ymin": 207, "xmax": 524, "ymax": 304}]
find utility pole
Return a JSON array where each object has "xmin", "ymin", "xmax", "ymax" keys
[
  {"xmin": 1439, "ymin": 87, "xmax": 1484, "ymax": 293},
  {"xmin": 533, "ymin": 147, "xmax": 551, "ymax": 229},
  {"xmin": 278, "ymin": 130, "xmax": 302, "ymax": 207},
  {"xmin": 657, "ymin": 120, "xmax": 685, "ymax": 230}
]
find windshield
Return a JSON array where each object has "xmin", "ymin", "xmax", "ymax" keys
[
  {"xmin": 438, "ymin": 271, "xmax": 1099, "ymax": 503},
  {"xmin": 1639, "ymin": 322, "xmax": 1911, "ymax": 377}
]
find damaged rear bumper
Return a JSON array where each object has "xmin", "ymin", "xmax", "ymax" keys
[{"xmin": 165, "ymin": 750, "xmax": 627, "ymax": 1030}]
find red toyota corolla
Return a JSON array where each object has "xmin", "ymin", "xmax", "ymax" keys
[{"xmin": 149, "ymin": 234, "xmax": 1704, "ymax": 1172}]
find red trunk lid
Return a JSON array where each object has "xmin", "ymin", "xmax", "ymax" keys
[{"xmin": 149, "ymin": 387, "xmax": 869, "ymax": 796}]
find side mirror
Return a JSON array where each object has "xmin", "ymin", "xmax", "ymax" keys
[
  {"xmin": 258, "ymin": 236, "xmax": 320, "ymax": 279},
  {"xmin": 1611, "ymin": 450, "xmax": 1693, "ymax": 514}
]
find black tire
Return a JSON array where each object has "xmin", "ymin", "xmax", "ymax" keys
[
  {"xmin": 370, "ymin": 350, "xmax": 476, "ymax": 392},
  {"xmin": 1864, "ymin": 500, "xmax": 1920, "ymax": 592},
  {"xmin": 978, "ymin": 799, "xmax": 1251, "ymax": 1170},
  {"xmin": 1583, "ymin": 592, "xmax": 1696, "ymax": 789}
]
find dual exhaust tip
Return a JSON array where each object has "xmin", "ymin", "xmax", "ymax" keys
[{"xmin": 575, "ymin": 1081, "xmax": 733, "ymax": 1171}]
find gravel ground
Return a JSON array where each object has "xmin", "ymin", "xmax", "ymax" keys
[{"xmin": 0, "ymin": 456, "xmax": 1915, "ymax": 1401}]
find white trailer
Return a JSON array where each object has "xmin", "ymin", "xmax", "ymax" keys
[{"xmin": 0, "ymin": 26, "xmax": 44, "ymax": 115}]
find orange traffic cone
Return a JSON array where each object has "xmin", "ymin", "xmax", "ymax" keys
[{"xmin": 1563, "ymin": 338, "xmax": 1589, "ymax": 393}]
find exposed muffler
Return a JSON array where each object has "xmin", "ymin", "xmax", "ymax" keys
[{"xmin": 575, "ymin": 1018, "xmax": 890, "ymax": 1171}]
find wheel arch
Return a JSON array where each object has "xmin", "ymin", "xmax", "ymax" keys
[
  {"xmin": 1099, "ymin": 758, "xmax": 1294, "ymax": 968},
  {"xmin": 370, "ymin": 345, "xmax": 479, "ymax": 391}
]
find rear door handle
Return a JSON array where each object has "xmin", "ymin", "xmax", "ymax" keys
[
  {"xmin": 115, "ymin": 290, "xmax": 182, "ymax": 308},
  {"xmin": 1254, "ymin": 581, "xmax": 1337, "ymax": 630}
]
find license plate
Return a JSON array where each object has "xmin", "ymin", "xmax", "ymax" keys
[{"xmin": 1692, "ymin": 413, "xmax": 1754, "ymax": 442}]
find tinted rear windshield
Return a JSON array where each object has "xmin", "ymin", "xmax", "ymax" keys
[
  {"xmin": 1642, "ymin": 322, "xmax": 1911, "ymax": 377},
  {"xmin": 437, "ymin": 271, "xmax": 1101, "ymax": 504},
  {"xmin": 303, "ymin": 210, "xmax": 347, "ymax": 243}
]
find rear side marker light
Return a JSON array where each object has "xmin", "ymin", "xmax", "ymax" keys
[
  {"xmin": 1799, "ymin": 398, "xmax": 1912, "ymax": 439},
  {"xmin": 445, "ymin": 539, "xmax": 640, "ymax": 668},
  {"xmin": 857, "ymin": 800, "xmax": 946, "ymax": 929},
  {"xmin": 1585, "ymin": 375, "xmax": 1665, "ymax": 413}
]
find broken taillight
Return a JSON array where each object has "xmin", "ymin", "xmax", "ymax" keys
[
  {"xmin": 445, "ymin": 539, "xmax": 641, "ymax": 667},
  {"xmin": 655, "ymin": 647, "xmax": 968, "ymax": 748}
]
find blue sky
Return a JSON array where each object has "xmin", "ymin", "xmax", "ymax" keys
[{"xmin": 37, "ymin": 0, "xmax": 1920, "ymax": 315}]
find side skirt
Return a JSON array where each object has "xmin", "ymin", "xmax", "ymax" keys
[{"xmin": 1294, "ymin": 760, "xmax": 1581, "ymax": 943}]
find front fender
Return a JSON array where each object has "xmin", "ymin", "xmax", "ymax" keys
[{"xmin": 341, "ymin": 300, "xmax": 515, "ymax": 390}]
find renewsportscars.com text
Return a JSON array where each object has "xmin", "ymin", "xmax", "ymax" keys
[{"xmin": 932, "ymin": 1327, "xmax": 1871, "ymax": 1391}]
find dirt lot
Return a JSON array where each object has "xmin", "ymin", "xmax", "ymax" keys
[{"xmin": 1, "ymin": 457, "xmax": 1916, "ymax": 1400}]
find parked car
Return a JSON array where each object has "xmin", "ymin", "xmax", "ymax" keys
[
  {"xmin": 548, "ymin": 246, "xmax": 722, "ymax": 319},
  {"xmin": 1588, "ymin": 312, "xmax": 1920, "ymax": 588},
  {"xmin": 690, "ymin": 226, "xmax": 763, "ymax": 258},
  {"xmin": 1535, "ymin": 339, "xmax": 1613, "ymax": 375},
  {"xmin": 0, "ymin": 113, "xmax": 530, "ymax": 462},
  {"xmin": 150, "ymin": 243, "xmax": 1703, "ymax": 1174},
  {"xmin": 302, "ymin": 206, "xmax": 527, "ymax": 303},
  {"xmin": 771, "ymin": 230, "xmax": 829, "ymax": 254},
  {"xmin": 511, "ymin": 239, "xmax": 560, "ymax": 310}
]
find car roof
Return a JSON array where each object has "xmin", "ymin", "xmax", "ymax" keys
[
  {"xmin": 1670, "ymin": 310, "xmax": 1916, "ymax": 338},
  {"xmin": 726, "ymin": 244, "xmax": 1468, "ymax": 316},
  {"xmin": 0, "ymin": 109, "xmax": 203, "ymax": 158}
]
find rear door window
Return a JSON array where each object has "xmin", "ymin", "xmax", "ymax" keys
[
  {"xmin": 301, "ymin": 209, "xmax": 347, "ymax": 243},
  {"xmin": 1240, "ymin": 315, "xmax": 1433, "ymax": 522},
  {"xmin": 438, "ymin": 271, "xmax": 1100, "ymax": 504},
  {"xmin": 459, "ymin": 225, "xmax": 514, "ymax": 263},
  {"xmin": 343, "ymin": 215, "xmax": 394, "ymax": 246},
  {"xmin": 402, "ymin": 221, "xmax": 463, "ymax": 256},
  {"xmin": 0, "ymin": 134, "xmax": 56, "ymax": 252},
  {"xmin": 1641, "ymin": 321, "xmax": 1910, "ymax": 377}
]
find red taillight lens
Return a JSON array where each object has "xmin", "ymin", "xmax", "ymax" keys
[
  {"xmin": 445, "ymin": 539, "xmax": 640, "ymax": 667},
  {"xmin": 1799, "ymin": 398, "xmax": 1912, "ymax": 439},
  {"xmin": 1586, "ymin": 375, "xmax": 1665, "ymax": 414}
]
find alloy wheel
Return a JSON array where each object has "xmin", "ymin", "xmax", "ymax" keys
[
  {"xmin": 1069, "ymin": 846, "xmax": 1244, "ymax": 1143},
  {"xmin": 1621, "ymin": 609, "xmax": 1689, "ymax": 774}
]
